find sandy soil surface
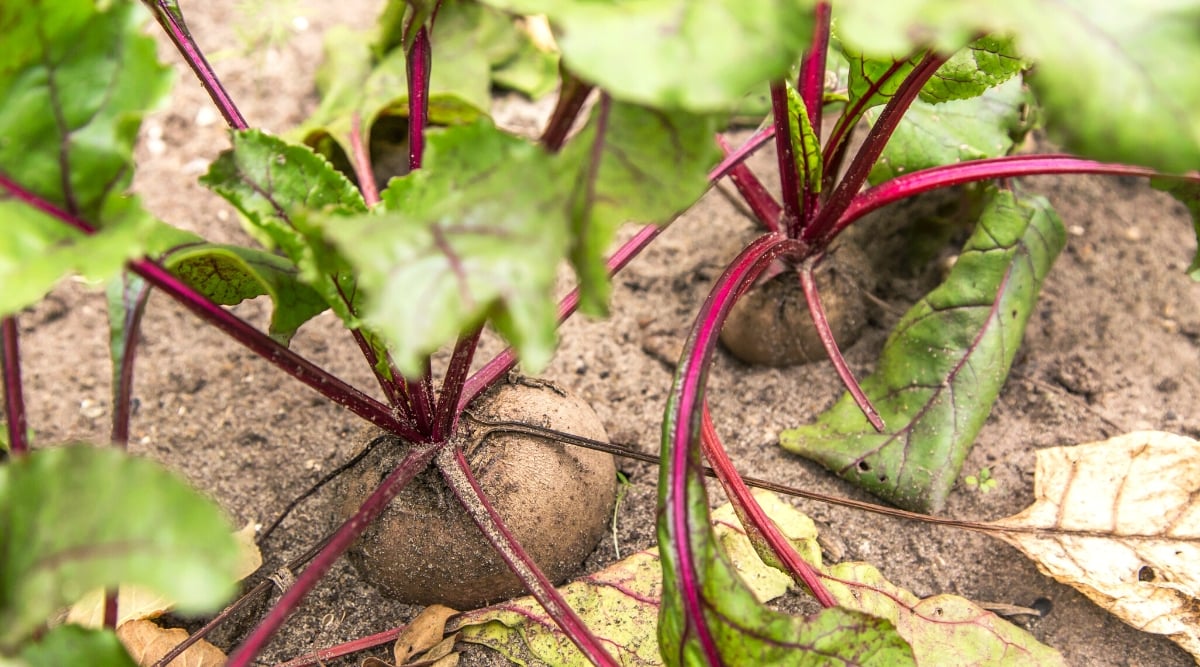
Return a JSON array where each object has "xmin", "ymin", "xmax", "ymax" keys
[{"xmin": 14, "ymin": 1, "xmax": 1200, "ymax": 665}]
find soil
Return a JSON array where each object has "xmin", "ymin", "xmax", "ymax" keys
[{"xmin": 13, "ymin": 1, "xmax": 1200, "ymax": 665}]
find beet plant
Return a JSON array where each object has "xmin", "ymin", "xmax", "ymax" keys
[{"xmin": 2, "ymin": 0, "xmax": 1200, "ymax": 665}]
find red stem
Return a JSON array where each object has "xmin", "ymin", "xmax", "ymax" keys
[
  {"xmin": 438, "ymin": 447, "xmax": 618, "ymax": 667},
  {"xmin": 797, "ymin": 2, "xmax": 831, "ymax": 224},
  {"xmin": 349, "ymin": 111, "xmax": 381, "ymax": 208},
  {"xmin": 798, "ymin": 262, "xmax": 884, "ymax": 430},
  {"xmin": 434, "ymin": 327, "xmax": 482, "ymax": 439},
  {"xmin": 807, "ymin": 52, "xmax": 950, "ymax": 244},
  {"xmin": 821, "ymin": 57, "xmax": 917, "ymax": 193},
  {"xmin": 407, "ymin": 27, "xmax": 432, "ymax": 172},
  {"xmin": 715, "ymin": 135, "xmax": 782, "ymax": 233},
  {"xmin": 143, "ymin": 1, "xmax": 247, "ymax": 129},
  {"xmin": 709, "ymin": 126, "xmax": 777, "ymax": 183},
  {"xmin": 834, "ymin": 154, "xmax": 1168, "ymax": 236},
  {"xmin": 226, "ymin": 440, "xmax": 443, "ymax": 666},
  {"xmin": 769, "ymin": 81, "xmax": 804, "ymax": 237},
  {"xmin": 1, "ymin": 317, "xmax": 27, "ymax": 457},
  {"xmin": 699, "ymin": 403, "xmax": 835, "ymax": 606}
]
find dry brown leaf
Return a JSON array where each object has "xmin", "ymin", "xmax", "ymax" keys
[
  {"xmin": 394, "ymin": 605, "xmax": 458, "ymax": 664},
  {"xmin": 116, "ymin": 619, "xmax": 226, "ymax": 667},
  {"xmin": 989, "ymin": 431, "xmax": 1200, "ymax": 659},
  {"xmin": 419, "ymin": 633, "xmax": 458, "ymax": 663}
]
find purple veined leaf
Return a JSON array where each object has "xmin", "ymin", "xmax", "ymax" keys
[{"xmin": 782, "ymin": 187, "xmax": 1066, "ymax": 513}]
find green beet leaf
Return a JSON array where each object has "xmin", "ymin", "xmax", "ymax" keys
[
  {"xmin": 201, "ymin": 129, "xmax": 367, "ymax": 324},
  {"xmin": 323, "ymin": 120, "xmax": 569, "ymax": 375},
  {"xmin": 163, "ymin": 244, "xmax": 330, "ymax": 344},
  {"xmin": 0, "ymin": 446, "xmax": 239, "ymax": 650},
  {"xmin": 919, "ymin": 35, "xmax": 1025, "ymax": 103},
  {"xmin": 869, "ymin": 77, "xmax": 1033, "ymax": 184},
  {"xmin": 834, "ymin": 0, "xmax": 1200, "ymax": 173},
  {"xmin": 10, "ymin": 625, "xmax": 136, "ymax": 667},
  {"xmin": 781, "ymin": 188, "xmax": 1065, "ymax": 512},
  {"xmin": 559, "ymin": 101, "xmax": 718, "ymax": 314},
  {"xmin": 481, "ymin": 0, "xmax": 813, "ymax": 111},
  {"xmin": 1150, "ymin": 177, "xmax": 1200, "ymax": 280},
  {"xmin": 296, "ymin": 0, "xmax": 556, "ymax": 164}
]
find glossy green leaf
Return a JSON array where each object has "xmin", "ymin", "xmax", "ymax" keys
[
  {"xmin": 1150, "ymin": 177, "xmax": 1200, "ymax": 280},
  {"xmin": 920, "ymin": 35, "xmax": 1025, "ymax": 103},
  {"xmin": 869, "ymin": 77, "xmax": 1032, "ymax": 184},
  {"xmin": 837, "ymin": 42, "xmax": 921, "ymax": 116},
  {"xmin": 786, "ymin": 83, "xmax": 822, "ymax": 195},
  {"xmin": 481, "ymin": 0, "xmax": 813, "ymax": 111},
  {"xmin": 560, "ymin": 101, "xmax": 718, "ymax": 314},
  {"xmin": 10, "ymin": 625, "xmax": 136, "ymax": 667},
  {"xmin": 0, "ymin": 446, "xmax": 239, "ymax": 650},
  {"xmin": 163, "ymin": 244, "xmax": 329, "ymax": 344},
  {"xmin": 835, "ymin": 0, "xmax": 1200, "ymax": 173},
  {"xmin": 322, "ymin": 120, "xmax": 569, "ymax": 374},
  {"xmin": 781, "ymin": 188, "xmax": 1065, "ymax": 512},
  {"xmin": 201, "ymin": 129, "xmax": 367, "ymax": 322}
]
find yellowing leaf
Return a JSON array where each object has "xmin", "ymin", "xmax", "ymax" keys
[
  {"xmin": 989, "ymin": 431, "xmax": 1200, "ymax": 660},
  {"xmin": 65, "ymin": 523, "xmax": 261, "ymax": 628},
  {"xmin": 116, "ymin": 620, "xmax": 226, "ymax": 667},
  {"xmin": 450, "ymin": 492, "xmax": 1059, "ymax": 665}
]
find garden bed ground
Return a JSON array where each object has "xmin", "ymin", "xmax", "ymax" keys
[{"xmin": 18, "ymin": 1, "xmax": 1200, "ymax": 664}]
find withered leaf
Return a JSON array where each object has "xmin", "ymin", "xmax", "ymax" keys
[
  {"xmin": 989, "ymin": 431, "xmax": 1200, "ymax": 659},
  {"xmin": 116, "ymin": 620, "xmax": 226, "ymax": 667}
]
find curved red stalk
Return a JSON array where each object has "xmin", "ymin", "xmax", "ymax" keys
[
  {"xmin": 834, "ymin": 154, "xmax": 1172, "ymax": 236},
  {"xmin": 699, "ymin": 402, "xmax": 836, "ymax": 606},
  {"xmin": 227, "ymin": 440, "xmax": 443, "ymax": 666},
  {"xmin": 770, "ymin": 81, "xmax": 805, "ymax": 236},
  {"xmin": 661, "ymin": 232, "xmax": 801, "ymax": 665},
  {"xmin": 709, "ymin": 125, "xmax": 777, "ymax": 183},
  {"xmin": 272, "ymin": 625, "xmax": 408, "ymax": 667},
  {"xmin": 438, "ymin": 447, "xmax": 618, "ymax": 666},
  {"xmin": 820, "ymin": 56, "xmax": 918, "ymax": 193},
  {"xmin": 797, "ymin": 261, "xmax": 884, "ymax": 431}
]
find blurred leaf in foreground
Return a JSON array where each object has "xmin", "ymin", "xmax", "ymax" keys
[
  {"xmin": 990, "ymin": 431, "xmax": 1200, "ymax": 661},
  {"xmin": 0, "ymin": 447, "xmax": 239, "ymax": 651}
]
